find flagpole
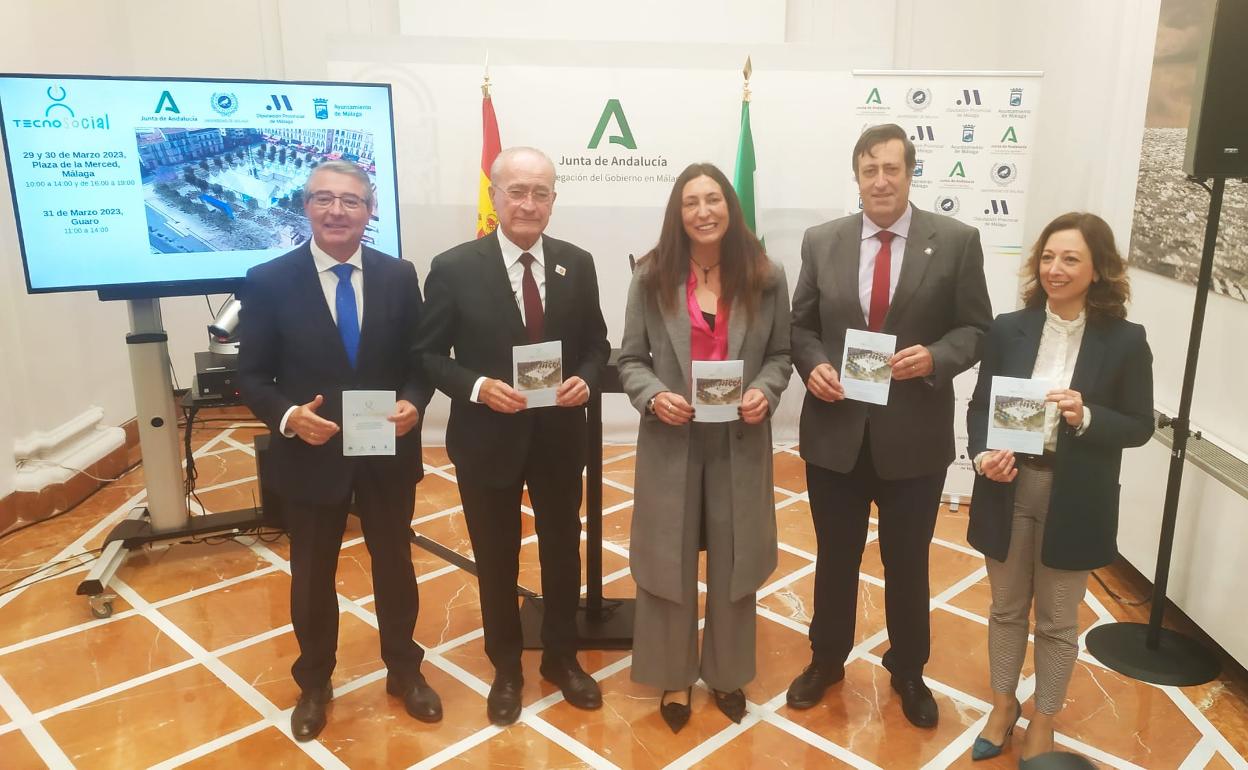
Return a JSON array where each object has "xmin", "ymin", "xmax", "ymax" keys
[
  {"xmin": 481, "ymin": 51, "xmax": 491, "ymax": 99},
  {"xmin": 742, "ymin": 55, "xmax": 752, "ymax": 103},
  {"xmin": 734, "ymin": 56, "xmax": 760, "ymax": 237}
]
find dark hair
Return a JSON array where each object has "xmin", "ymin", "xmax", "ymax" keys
[
  {"xmin": 1021, "ymin": 212, "xmax": 1131, "ymax": 320},
  {"xmin": 851, "ymin": 123, "xmax": 916, "ymax": 176},
  {"xmin": 638, "ymin": 163, "xmax": 770, "ymax": 319}
]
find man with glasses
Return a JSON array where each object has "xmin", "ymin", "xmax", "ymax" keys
[
  {"xmin": 416, "ymin": 146, "xmax": 610, "ymax": 725},
  {"xmin": 239, "ymin": 160, "xmax": 440, "ymax": 741}
]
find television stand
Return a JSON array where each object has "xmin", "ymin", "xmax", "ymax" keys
[{"xmin": 76, "ymin": 298, "xmax": 266, "ymax": 617}]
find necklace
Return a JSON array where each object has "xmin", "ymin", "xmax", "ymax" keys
[{"xmin": 690, "ymin": 258, "xmax": 720, "ymax": 281}]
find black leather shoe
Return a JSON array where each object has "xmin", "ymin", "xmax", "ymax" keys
[
  {"xmin": 660, "ymin": 687, "xmax": 692, "ymax": 734},
  {"xmin": 386, "ymin": 673, "xmax": 443, "ymax": 723},
  {"xmin": 785, "ymin": 660, "xmax": 845, "ymax": 709},
  {"xmin": 713, "ymin": 688, "xmax": 747, "ymax": 723},
  {"xmin": 539, "ymin": 656, "xmax": 602, "ymax": 710},
  {"xmin": 290, "ymin": 683, "xmax": 332, "ymax": 742},
  {"xmin": 487, "ymin": 671, "xmax": 524, "ymax": 726},
  {"xmin": 891, "ymin": 675, "xmax": 938, "ymax": 728}
]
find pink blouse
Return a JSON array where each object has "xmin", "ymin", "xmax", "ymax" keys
[{"xmin": 686, "ymin": 270, "xmax": 728, "ymax": 362}]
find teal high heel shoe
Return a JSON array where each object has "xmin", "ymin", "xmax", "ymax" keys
[{"xmin": 972, "ymin": 700, "xmax": 1022, "ymax": 761}]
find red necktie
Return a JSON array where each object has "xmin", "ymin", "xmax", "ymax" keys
[
  {"xmin": 868, "ymin": 231, "xmax": 895, "ymax": 332},
  {"xmin": 518, "ymin": 252, "xmax": 544, "ymax": 342}
]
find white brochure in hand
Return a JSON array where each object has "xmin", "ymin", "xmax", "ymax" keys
[
  {"xmin": 513, "ymin": 340, "xmax": 563, "ymax": 409},
  {"xmin": 986, "ymin": 376, "xmax": 1053, "ymax": 455},
  {"xmin": 692, "ymin": 359, "xmax": 745, "ymax": 423},
  {"xmin": 342, "ymin": 390, "xmax": 396, "ymax": 456},
  {"xmin": 840, "ymin": 329, "xmax": 897, "ymax": 405}
]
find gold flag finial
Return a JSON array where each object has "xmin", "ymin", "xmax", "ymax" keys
[
  {"xmin": 481, "ymin": 51, "xmax": 491, "ymax": 98},
  {"xmin": 742, "ymin": 55, "xmax": 753, "ymax": 102}
]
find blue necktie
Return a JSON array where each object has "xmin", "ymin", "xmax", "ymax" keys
[{"xmin": 330, "ymin": 263, "xmax": 359, "ymax": 367}]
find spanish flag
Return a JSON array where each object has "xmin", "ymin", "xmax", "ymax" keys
[{"xmin": 476, "ymin": 86, "xmax": 502, "ymax": 238}]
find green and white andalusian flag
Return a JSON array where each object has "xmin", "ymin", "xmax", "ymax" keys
[
  {"xmin": 734, "ymin": 100, "xmax": 758, "ymax": 235},
  {"xmin": 733, "ymin": 57, "xmax": 760, "ymax": 239}
]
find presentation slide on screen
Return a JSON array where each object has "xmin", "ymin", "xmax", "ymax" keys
[{"xmin": 0, "ymin": 75, "xmax": 399, "ymax": 292}]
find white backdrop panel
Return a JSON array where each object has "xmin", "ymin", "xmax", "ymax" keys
[{"xmin": 330, "ymin": 57, "xmax": 863, "ymax": 442}]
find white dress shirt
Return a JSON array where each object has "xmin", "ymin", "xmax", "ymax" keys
[
  {"xmin": 858, "ymin": 204, "xmax": 913, "ymax": 323},
  {"xmin": 278, "ymin": 239, "xmax": 364, "ymax": 436},
  {"xmin": 470, "ymin": 232, "xmax": 547, "ymax": 402},
  {"xmin": 1032, "ymin": 305, "xmax": 1092, "ymax": 452}
]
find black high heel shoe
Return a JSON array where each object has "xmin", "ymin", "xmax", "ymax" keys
[
  {"xmin": 659, "ymin": 687, "xmax": 692, "ymax": 734},
  {"xmin": 713, "ymin": 688, "xmax": 746, "ymax": 723}
]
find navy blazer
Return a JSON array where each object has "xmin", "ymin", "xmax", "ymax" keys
[
  {"xmin": 238, "ymin": 242, "xmax": 430, "ymax": 505},
  {"xmin": 415, "ymin": 231, "xmax": 610, "ymax": 488},
  {"xmin": 966, "ymin": 307, "xmax": 1154, "ymax": 571}
]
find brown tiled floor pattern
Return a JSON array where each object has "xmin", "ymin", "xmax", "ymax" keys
[{"xmin": 0, "ymin": 423, "xmax": 1246, "ymax": 768}]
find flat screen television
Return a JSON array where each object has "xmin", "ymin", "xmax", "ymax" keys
[{"xmin": 0, "ymin": 74, "xmax": 400, "ymax": 299}]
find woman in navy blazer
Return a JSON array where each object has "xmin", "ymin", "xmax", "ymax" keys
[{"xmin": 965, "ymin": 213, "xmax": 1153, "ymax": 765}]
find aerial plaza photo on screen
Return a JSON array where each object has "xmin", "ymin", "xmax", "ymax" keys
[{"xmin": 135, "ymin": 127, "xmax": 378, "ymax": 254}]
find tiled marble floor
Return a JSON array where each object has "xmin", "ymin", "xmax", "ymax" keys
[{"xmin": 1, "ymin": 421, "xmax": 1246, "ymax": 768}]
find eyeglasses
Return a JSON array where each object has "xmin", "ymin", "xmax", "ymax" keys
[
  {"xmin": 308, "ymin": 191, "xmax": 369, "ymax": 210},
  {"xmin": 502, "ymin": 187, "xmax": 554, "ymax": 204}
]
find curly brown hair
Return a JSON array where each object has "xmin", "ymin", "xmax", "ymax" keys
[
  {"xmin": 1021, "ymin": 212, "xmax": 1130, "ymax": 320},
  {"xmin": 638, "ymin": 162, "xmax": 770, "ymax": 320}
]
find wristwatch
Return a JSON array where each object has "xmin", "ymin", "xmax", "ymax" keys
[{"xmin": 646, "ymin": 395, "xmax": 658, "ymax": 414}]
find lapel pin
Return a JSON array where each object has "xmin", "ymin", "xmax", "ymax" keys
[
  {"xmin": 555, "ymin": 264, "xmax": 567, "ymax": 276},
  {"xmin": 924, "ymin": 247, "xmax": 933, "ymax": 256}
]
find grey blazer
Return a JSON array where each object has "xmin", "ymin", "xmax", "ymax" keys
[
  {"xmin": 618, "ymin": 260, "xmax": 792, "ymax": 603},
  {"xmin": 790, "ymin": 207, "xmax": 992, "ymax": 479}
]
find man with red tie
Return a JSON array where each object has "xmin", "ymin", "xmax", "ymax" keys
[
  {"xmin": 786, "ymin": 124, "xmax": 992, "ymax": 727},
  {"xmin": 416, "ymin": 146, "xmax": 610, "ymax": 725}
]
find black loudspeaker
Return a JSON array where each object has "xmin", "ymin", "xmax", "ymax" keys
[{"xmin": 1184, "ymin": 0, "xmax": 1248, "ymax": 177}]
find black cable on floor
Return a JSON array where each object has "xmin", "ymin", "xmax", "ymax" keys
[{"xmin": 1091, "ymin": 569, "xmax": 1150, "ymax": 606}]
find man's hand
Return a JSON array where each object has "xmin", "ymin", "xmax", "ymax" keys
[
  {"xmin": 1047, "ymin": 388, "xmax": 1085, "ymax": 427},
  {"xmin": 981, "ymin": 449, "xmax": 1018, "ymax": 483},
  {"xmin": 555, "ymin": 376, "xmax": 590, "ymax": 407},
  {"xmin": 739, "ymin": 388, "xmax": 770, "ymax": 425},
  {"xmin": 890, "ymin": 344, "xmax": 934, "ymax": 381},
  {"xmin": 288, "ymin": 394, "xmax": 340, "ymax": 445},
  {"xmin": 806, "ymin": 362, "xmax": 845, "ymax": 402},
  {"xmin": 388, "ymin": 399, "xmax": 421, "ymax": 437},
  {"xmin": 480, "ymin": 378, "xmax": 528, "ymax": 414},
  {"xmin": 653, "ymin": 391, "xmax": 695, "ymax": 426}
]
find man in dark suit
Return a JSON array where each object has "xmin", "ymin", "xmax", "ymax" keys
[
  {"xmin": 786, "ymin": 124, "xmax": 992, "ymax": 727},
  {"xmin": 238, "ymin": 160, "xmax": 441, "ymax": 741},
  {"xmin": 416, "ymin": 146, "xmax": 610, "ymax": 725}
]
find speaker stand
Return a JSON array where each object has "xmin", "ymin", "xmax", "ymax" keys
[{"xmin": 1085, "ymin": 176, "xmax": 1225, "ymax": 687}]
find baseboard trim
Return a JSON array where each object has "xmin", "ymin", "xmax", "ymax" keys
[{"xmin": 0, "ymin": 419, "xmax": 141, "ymax": 538}]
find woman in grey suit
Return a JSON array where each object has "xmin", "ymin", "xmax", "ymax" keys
[
  {"xmin": 618, "ymin": 162, "xmax": 791, "ymax": 732},
  {"xmin": 966, "ymin": 212, "xmax": 1153, "ymax": 764}
]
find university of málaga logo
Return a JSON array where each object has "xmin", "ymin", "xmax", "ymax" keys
[
  {"xmin": 211, "ymin": 92, "xmax": 239, "ymax": 117},
  {"xmin": 991, "ymin": 163, "xmax": 1018, "ymax": 186},
  {"xmin": 906, "ymin": 88, "xmax": 932, "ymax": 111},
  {"xmin": 934, "ymin": 194, "xmax": 960, "ymax": 215}
]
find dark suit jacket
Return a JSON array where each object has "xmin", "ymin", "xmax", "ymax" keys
[
  {"xmin": 966, "ymin": 308, "xmax": 1154, "ymax": 571},
  {"xmin": 238, "ymin": 242, "xmax": 429, "ymax": 505},
  {"xmin": 415, "ymin": 231, "xmax": 610, "ymax": 487},
  {"xmin": 791, "ymin": 207, "xmax": 993, "ymax": 479}
]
